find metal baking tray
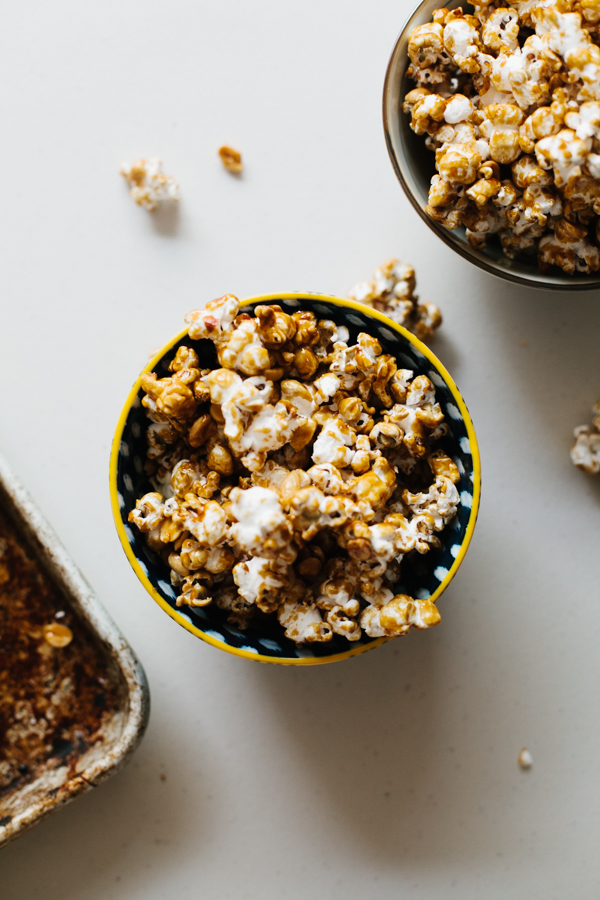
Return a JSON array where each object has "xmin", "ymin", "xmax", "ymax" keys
[{"xmin": 0, "ymin": 452, "xmax": 149, "ymax": 848}]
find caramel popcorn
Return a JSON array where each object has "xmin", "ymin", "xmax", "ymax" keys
[
  {"xmin": 347, "ymin": 259, "xmax": 442, "ymax": 342},
  {"xmin": 219, "ymin": 145, "xmax": 243, "ymax": 174},
  {"xmin": 403, "ymin": 0, "xmax": 600, "ymax": 273},
  {"xmin": 120, "ymin": 158, "xmax": 180, "ymax": 212},
  {"xmin": 571, "ymin": 398, "xmax": 600, "ymax": 473},
  {"xmin": 128, "ymin": 295, "xmax": 461, "ymax": 645}
]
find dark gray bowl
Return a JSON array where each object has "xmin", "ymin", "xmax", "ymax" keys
[{"xmin": 382, "ymin": 0, "xmax": 600, "ymax": 290}]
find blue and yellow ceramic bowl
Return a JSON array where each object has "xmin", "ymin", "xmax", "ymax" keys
[{"xmin": 110, "ymin": 293, "xmax": 481, "ymax": 665}]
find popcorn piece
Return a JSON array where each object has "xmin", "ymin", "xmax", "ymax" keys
[
  {"xmin": 141, "ymin": 372, "xmax": 198, "ymax": 421},
  {"xmin": 348, "ymin": 258, "xmax": 442, "ymax": 343},
  {"xmin": 535, "ymin": 129, "xmax": 590, "ymax": 189},
  {"xmin": 278, "ymin": 599, "xmax": 333, "ymax": 643},
  {"xmin": 120, "ymin": 158, "xmax": 180, "ymax": 211},
  {"xmin": 233, "ymin": 557, "xmax": 294, "ymax": 608},
  {"xmin": 290, "ymin": 486, "xmax": 370, "ymax": 540},
  {"xmin": 408, "ymin": 22, "xmax": 448, "ymax": 68},
  {"xmin": 482, "ymin": 8, "xmax": 520, "ymax": 52},
  {"xmin": 176, "ymin": 576, "xmax": 212, "ymax": 608},
  {"xmin": 312, "ymin": 416, "xmax": 356, "ymax": 468},
  {"xmin": 387, "ymin": 375, "xmax": 444, "ymax": 458},
  {"xmin": 403, "ymin": 476, "xmax": 461, "ymax": 531},
  {"xmin": 571, "ymin": 398, "xmax": 600, "ymax": 473},
  {"xmin": 229, "ymin": 486, "xmax": 293, "ymax": 559},
  {"xmin": 360, "ymin": 595, "xmax": 441, "ymax": 637},
  {"xmin": 219, "ymin": 145, "xmax": 243, "ymax": 174},
  {"xmin": 443, "ymin": 11, "xmax": 483, "ymax": 73},
  {"xmin": 538, "ymin": 219, "xmax": 600, "ymax": 273},
  {"xmin": 129, "ymin": 492, "xmax": 165, "ymax": 534},
  {"xmin": 185, "ymin": 295, "xmax": 240, "ymax": 344},
  {"xmin": 480, "ymin": 103, "xmax": 524, "ymax": 164},
  {"xmin": 254, "ymin": 304, "xmax": 297, "ymax": 347}
]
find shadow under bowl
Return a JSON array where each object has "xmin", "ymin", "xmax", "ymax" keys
[
  {"xmin": 382, "ymin": 0, "xmax": 600, "ymax": 291},
  {"xmin": 110, "ymin": 293, "xmax": 481, "ymax": 665}
]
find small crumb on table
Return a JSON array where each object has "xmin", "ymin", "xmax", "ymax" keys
[
  {"xmin": 219, "ymin": 146, "xmax": 243, "ymax": 174},
  {"xmin": 518, "ymin": 747, "xmax": 533, "ymax": 769}
]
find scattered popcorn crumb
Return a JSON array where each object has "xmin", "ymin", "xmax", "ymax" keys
[
  {"xmin": 219, "ymin": 146, "xmax": 244, "ymax": 174},
  {"xmin": 518, "ymin": 747, "xmax": 533, "ymax": 769},
  {"xmin": 43, "ymin": 623, "xmax": 73, "ymax": 649},
  {"xmin": 120, "ymin": 158, "xmax": 180, "ymax": 212},
  {"xmin": 128, "ymin": 295, "xmax": 461, "ymax": 645},
  {"xmin": 571, "ymin": 398, "xmax": 600, "ymax": 474}
]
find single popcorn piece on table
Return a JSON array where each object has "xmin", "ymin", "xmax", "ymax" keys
[
  {"xmin": 402, "ymin": 0, "xmax": 600, "ymax": 274},
  {"xmin": 518, "ymin": 747, "xmax": 534, "ymax": 769},
  {"xmin": 571, "ymin": 398, "xmax": 600, "ymax": 473},
  {"xmin": 120, "ymin": 158, "xmax": 180, "ymax": 211},
  {"xmin": 128, "ymin": 292, "xmax": 461, "ymax": 644},
  {"xmin": 219, "ymin": 145, "xmax": 244, "ymax": 174},
  {"xmin": 348, "ymin": 258, "xmax": 442, "ymax": 343}
]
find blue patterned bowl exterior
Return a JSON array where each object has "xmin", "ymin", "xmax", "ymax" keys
[{"xmin": 110, "ymin": 294, "xmax": 481, "ymax": 665}]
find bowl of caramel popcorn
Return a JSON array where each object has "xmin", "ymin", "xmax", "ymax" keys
[
  {"xmin": 110, "ymin": 293, "xmax": 480, "ymax": 664},
  {"xmin": 383, "ymin": 0, "xmax": 600, "ymax": 287}
]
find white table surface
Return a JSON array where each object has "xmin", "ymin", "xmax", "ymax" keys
[{"xmin": 2, "ymin": 1, "xmax": 600, "ymax": 897}]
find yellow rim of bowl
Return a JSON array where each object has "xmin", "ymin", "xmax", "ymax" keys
[{"xmin": 110, "ymin": 293, "xmax": 481, "ymax": 665}]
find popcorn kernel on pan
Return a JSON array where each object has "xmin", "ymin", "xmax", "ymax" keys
[
  {"xmin": 571, "ymin": 398, "xmax": 600, "ymax": 473},
  {"xmin": 120, "ymin": 158, "xmax": 180, "ymax": 211},
  {"xmin": 43, "ymin": 623, "xmax": 73, "ymax": 648},
  {"xmin": 219, "ymin": 146, "xmax": 243, "ymax": 174},
  {"xmin": 128, "ymin": 295, "xmax": 461, "ymax": 645},
  {"xmin": 403, "ymin": 0, "xmax": 600, "ymax": 274}
]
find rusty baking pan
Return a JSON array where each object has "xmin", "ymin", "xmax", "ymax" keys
[{"xmin": 0, "ymin": 451, "xmax": 149, "ymax": 848}]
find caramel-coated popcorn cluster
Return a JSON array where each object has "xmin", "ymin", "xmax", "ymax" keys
[
  {"xmin": 348, "ymin": 258, "xmax": 442, "ymax": 342},
  {"xmin": 403, "ymin": 0, "xmax": 600, "ymax": 274},
  {"xmin": 120, "ymin": 158, "xmax": 181, "ymax": 211},
  {"xmin": 571, "ymin": 397, "xmax": 600, "ymax": 473},
  {"xmin": 128, "ymin": 296, "xmax": 461, "ymax": 645}
]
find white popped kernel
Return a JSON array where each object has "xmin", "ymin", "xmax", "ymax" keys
[
  {"xmin": 444, "ymin": 95, "xmax": 474, "ymax": 123},
  {"xmin": 312, "ymin": 417, "xmax": 356, "ymax": 468},
  {"xmin": 120, "ymin": 158, "xmax": 180, "ymax": 211},
  {"xmin": 230, "ymin": 487, "xmax": 291, "ymax": 556}
]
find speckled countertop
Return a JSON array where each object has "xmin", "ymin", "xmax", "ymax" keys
[{"xmin": 1, "ymin": 1, "xmax": 600, "ymax": 897}]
